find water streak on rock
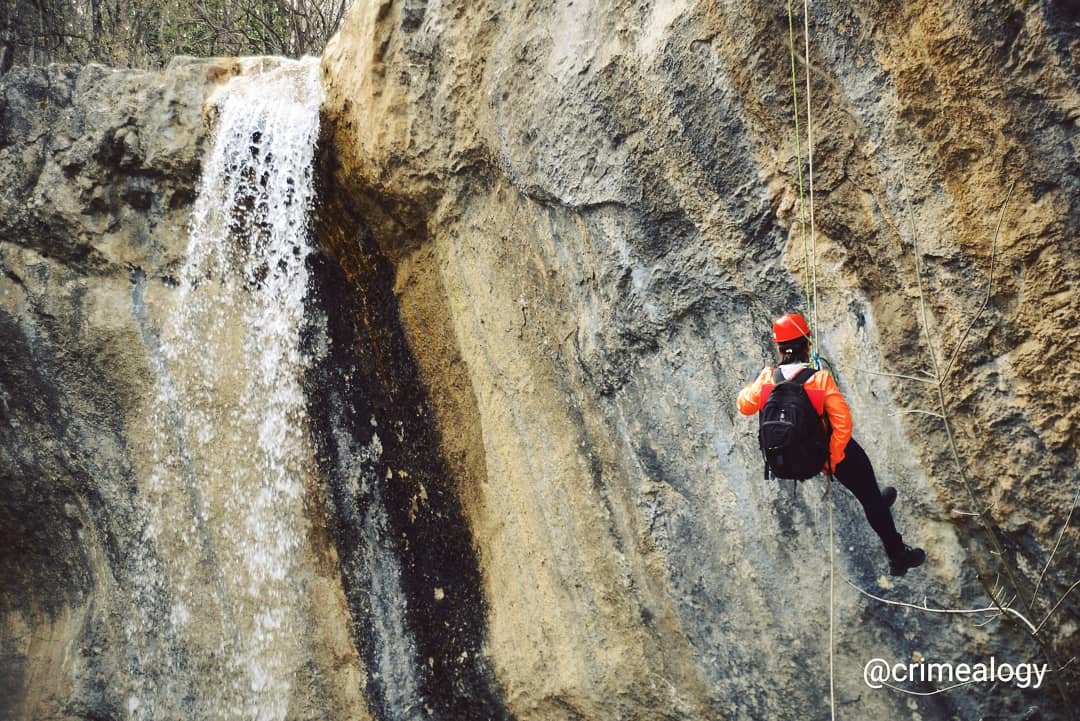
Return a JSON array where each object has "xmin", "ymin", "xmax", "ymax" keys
[{"xmin": 131, "ymin": 57, "xmax": 324, "ymax": 721}]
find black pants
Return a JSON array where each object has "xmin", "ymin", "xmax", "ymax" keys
[{"xmin": 832, "ymin": 438, "xmax": 904, "ymax": 555}]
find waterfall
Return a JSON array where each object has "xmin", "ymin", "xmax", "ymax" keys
[{"xmin": 128, "ymin": 57, "xmax": 325, "ymax": 721}]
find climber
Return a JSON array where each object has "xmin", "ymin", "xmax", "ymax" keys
[{"xmin": 737, "ymin": 312, "xmax": 926, "ymax": 576}]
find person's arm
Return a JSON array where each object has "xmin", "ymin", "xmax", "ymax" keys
[
  {"xmin": 821, "ymin": 372, "xmax": 852, "ymax": 470},
  {"xmin": 737, "ymin": 368, "xmax": 772, "ymax": 416}
]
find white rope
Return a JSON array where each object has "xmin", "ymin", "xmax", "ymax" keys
[
  {"xmin": 803, "ymin": 0, "xmax": 816, "ymax": 338},
  {"xmin": 803, "ymin": 0, "xmax": 819, "ymax": 347},
  {"xmin": 827, "ymin": 471, "xmax": 836, "ymax": 721},
  {"xmin": 800, "ymin": 2, "xmax": 834, "ymax": 719}
]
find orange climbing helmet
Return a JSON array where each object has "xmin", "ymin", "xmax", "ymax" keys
[{"xmin": 772, "ymin": 312, "xmax": 811, "ymax": 343}]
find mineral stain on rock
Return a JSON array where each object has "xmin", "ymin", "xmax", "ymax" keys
[{"xmin": 303, "ymin": 224, "xmax": 513, "ymax": 721}]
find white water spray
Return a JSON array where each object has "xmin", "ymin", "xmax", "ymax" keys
[{"xmin": 130, "ymin": 57, "xmax": 325, "ymax": 721}]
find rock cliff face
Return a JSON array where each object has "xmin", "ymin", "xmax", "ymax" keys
[
  {"xmin": 1, "ymin": 59, "xmax": 215, "ymax": 719},
  {"xmin": 318, "ymin": 0, "xmax": 1079, "ymax": 719},
  {"xmin": 1, "ymin": 1, "xmax": 1078, "ymax": 721}
]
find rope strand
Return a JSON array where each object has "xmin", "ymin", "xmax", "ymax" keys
[
  {"xmin": 787, "ymin": 0, "xmax": 811, "ymax": 316},
  {"xmin": 796, "ymin": 2, "xmax": 834, "ymax": 719},
  {"xmin": 803, "ymin": 0, "xmax": 819, "ymax": 350}
]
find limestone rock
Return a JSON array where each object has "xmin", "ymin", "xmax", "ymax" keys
[{"xmin": 320, "ymin": 1, "xmax": 1080, "ymax": 719}]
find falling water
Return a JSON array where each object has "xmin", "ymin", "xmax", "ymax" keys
[{"xmin": 128, "ymin": 57, "xmax": 325, "ymax": 721}]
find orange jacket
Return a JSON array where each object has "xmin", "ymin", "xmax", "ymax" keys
[{"xmin": 737, "ymin": 365, "xmax": 852, "ymax": 471}]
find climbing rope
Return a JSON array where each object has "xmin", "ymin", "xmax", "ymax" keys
[
  {"xmin": 788, "ymin": 2, "xmax": 835, "ymax": 719},
  {"xmin": 786, "ymin": 1, "xmax": 811, "ymax": 318},
  {"xmin": 803, "ymin": 0, "xmax": 820, "ymax": 353},
  {"xmin": 787, "ymin": 0, "xmax": 828, "ymax": 379}
]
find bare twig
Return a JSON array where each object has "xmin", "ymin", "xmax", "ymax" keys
[
  {"xmin": 909, "ymin": 203, "xmax": 940, "ymax": 377},
  {"xmin": 899, "ymin": 179, "xmax": 1072, "ymax": 704},
  {"xmin": 876, "ymin": 679, "xmax": 981, "ymax": 696},
  {"xmin": 906, "ymin": 196, "xmax": 1029, "ymax": 624},
  {"xmin": 940, "ymin": 181, "xmax": 1016, "ymax": 382},
  {"xmin": 849, "ymin": 365, "xmax": 936, "ymax": 384},
  {"xmin": 844, "ymin": 577, "xmax": 1039, "ymax": 635},
  {"xmin": 1029, "ymin": 481, "xmax": 1080, "ymax": 609},
  {"xmin": 892, "ymin": 408, "xmax": 944, "ymax": 419},
  {"xmin": 235, "ymin": 2, "xmax": 289, "ymax": 54},
  {"xmin": 974, "ymin": 612, "xmax": 1004, "ymax": 627},
  {"xmin": 1035, "ymin": 579, "xmax": 1080, "ymax": 635}
]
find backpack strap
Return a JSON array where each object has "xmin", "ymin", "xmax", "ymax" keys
[{"xmin": 774, "ymin": 366, "xmax": 817, "ymax": 385}]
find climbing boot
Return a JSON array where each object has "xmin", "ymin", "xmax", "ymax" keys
[
  {"xmin": 881, "ymin": 486, "xmax": 897, "ymax": 508},
  {"xmin": 888, "ymin": 544, "xmax": 926, "ymax": 576}
]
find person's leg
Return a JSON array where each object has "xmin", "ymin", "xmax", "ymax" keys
[{"xmin": 832, "ymin": 438, "xmax": 904, "ymax": 554}]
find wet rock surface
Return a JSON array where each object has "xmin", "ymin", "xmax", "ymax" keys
[
  {"xmin": 0, "ymin": 58, "xmax": 370, "ymax": 721},
  {"xmin": 303, "ymin": 231, "xmax": 511, "ymax": 721},
  {"xmin": 1, "ymin": 58, "xmax": 213, "ymax": 721}
]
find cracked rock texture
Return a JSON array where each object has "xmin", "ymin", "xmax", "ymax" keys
[{"xmin": 1, "ymin": 1, "xmax": 1079, "ymax": 721}]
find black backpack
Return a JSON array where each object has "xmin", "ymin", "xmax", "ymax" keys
[{"xmin": 758, "ymin": 367, "xmax": 830, "ymax": 480}]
